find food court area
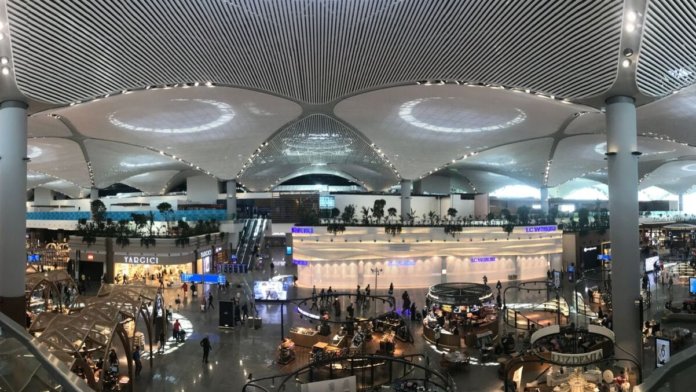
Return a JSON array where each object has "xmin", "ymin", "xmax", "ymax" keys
[{"xmin": 12, "ymin": 234, "xmax": 696, "ymax": 392}]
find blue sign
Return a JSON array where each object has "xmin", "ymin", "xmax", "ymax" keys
[
  {"xmin": 292, "ymin": 227, "xmax": 314, "ymax": 234},
  {"xmin": 471, "ymin": 256, "xmax": 497, "ymax": 263},
  {"xmin": 293, "ymin": 259, "xmax": 309, "ymax": 266},
  {"xmin": 180, "ymin": 273, "xmax": 226, "ymax": 285},
  {"xmin": 597, "ymin": 254, "xmax": 611, "ymax": 261},
  {"xmin": 524, "ymin": 225, "xmax": 558, "ymax": 233},
  {"xmin": 286, "ymin": 246, "xmax": 293, "ymax": 255},
  {"xmin": 27, "ymin": 254, "xmax": 40, "ymax": 263},
  {"xmin": 386, "ymin": 260, "xmax": 416, "ymax": 267}
]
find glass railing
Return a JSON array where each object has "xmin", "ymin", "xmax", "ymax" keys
[
  {"xmin": 26, "ymin": 209, "xmax": 228, "ymax": 222},
  {"xmin": 0, "ymin": 312, "xmax": 91, "ymax": 392},
  {"xmin": 634, "ymin": 343, "xmax": 696, "ymax": 392}
]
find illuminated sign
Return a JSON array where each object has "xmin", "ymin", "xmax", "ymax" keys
[
  {"xmin": 292, "ymin": 227, "xmax": 314, "ymax": 234},
  {"xmin": 293, "ymin": 259, "xmax": 309, "ymax": 266},
  {"xmin": 583, "ymin": 246, "xmax": 597, "ymax": 252},
  {"xmin": 180, "ymin": 273, "xmax": 226, "ymax": 285},
  {"xmin": 471, "ymin": 256, "xmax": 496, "ymax": 263},
  {"xmin": 87, "ymin": 254, "xmax": 94, "ymax": 261},
  {"xmin": 551, "ymin": 349, "xmax": 603, "ymax": 366},
  {"xmin": 386, "ymin": 260, "xmax": 416, "ymax": 267},
  {"xmin": 200, "ymin": 249, "xmax": 213, "ymax": 258},
  {"xmin": 524, "ymin": 225, "xmax": 558, "ymax": 233},
  {"xmin": 123, "ymin": 256, "xmax": 159, "ymax": 264}
]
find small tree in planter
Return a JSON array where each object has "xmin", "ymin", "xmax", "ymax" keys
[
  {"xmin": 157, "ymin": 202, "xmax": 174, "ymax": 234},
  {"xmin": 341, "ymin": 204, "xmax": 356, "ymax": 224},
  {"xmin": 387, "ymin": 207, "xmax": 398, "ymax": 223},
  {"xmin": 447, "ymin": 208, "xmax": 457, "ymax": 222},
  {"xmin": 327, "ymin": 223, "xmax": 346, "ymax": 235},
  {"xmin": 90, "ymin": 199, "xmax": 107, "ymax": 229},
  {"xmin": 372, "ymin": 199, "xmax": 386, "ymax": 224},
  {"xmin": 361, "ymin": 206, "xmax": 370, "ymax": 225},
  {"xmin": 330, "ymin": 207, "xmax": 340, "ymax": 222}
]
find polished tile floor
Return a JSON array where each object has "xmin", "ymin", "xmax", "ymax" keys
[{"xmin": 123, "ymin": 255, "xmax": 695, "ymax": 391}]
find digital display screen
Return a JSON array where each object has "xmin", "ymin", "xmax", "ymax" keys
[
  {"xmin": 180, "ymin": 273, "xmax": 226, "ymax": 285},
  {"xmin": 319, "ymin": 196, "xmax": 335, "ymax": 209},
  {"xmin": 690, "ymin": 277, "xmax": 696, "ymax": 295},
  {"xmin": 656, "ymin": 337, "xmax": 671, "ymax": 368},
  {"xmin": 286, "ymin": 246, "xmax": 293, "ymax": 255},
  {"xmin": 645, "ymin": 256, "xmax": 659, "ymax": 273},
  {"xmin": 253, "ymin": 281, "xmax": 287, "ymax": 301}
]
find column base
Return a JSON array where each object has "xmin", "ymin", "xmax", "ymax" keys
[{"xmin": 0, "ymin": 296, "xmax": 26, "ymax": 327}]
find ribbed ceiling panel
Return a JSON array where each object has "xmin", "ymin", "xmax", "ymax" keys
[
  {"xmin": 239, "ymin": 114, "xmax": 397, "ymax": 190},
  {"xmin": 7, "ymin": 0, "xmax": 623, "ymax": 104},
  {"xmin": 637, "ymin": 0, "xmax": 696, "ymax": 96}
]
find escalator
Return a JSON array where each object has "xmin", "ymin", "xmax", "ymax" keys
[{"xmin": 234, "ymin": 218, "xmax": 268, "ymax": 271}]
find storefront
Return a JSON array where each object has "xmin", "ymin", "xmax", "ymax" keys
[
  {"xmin": 422, "ymin": 282, "xmax": 497, "ymax": 348},
  {"xmin": 197, "ymin": 248, "xmax": 214, "ymax": 274},
  {"xmin": 114, "ymin": 253, "xmax": 193, "ymax": 285}
]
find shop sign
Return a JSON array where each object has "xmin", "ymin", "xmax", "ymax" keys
[
  {"xmin": 87, "ymin": 254, "xmax": 94, "ymax": 261},
  {"xmin": 123, "ymin": 256, "xmax": 159, "ymax": 264},
  {"xmin": 200, "ymin": 249, "xmax": 213, "ymax": 258},
  {"xmin": 293, "ymin": 259, "xmax": 309, "ymax": 266},
  {"xmin": 524, "ymin": 225, "xmax": 557, "ymax": 233},
  {"xmin": 551, "ymin": 349, "xmax": 603, "ymax": 366},
  {"xmin": 583, "ymin": 246, "xmax": 597, "ymax": 252},
  {"xmin": 291, "ymin": 227, "xmax": 314, "ymax": 234},
  {"xmin": 386, "ymin": 260, "xmax": 415, "ymax": 267},
  {"xmin": 471, "ymin": 256, "xmax": 496, "ymax": 263}
]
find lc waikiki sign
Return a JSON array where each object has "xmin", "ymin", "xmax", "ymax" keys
[{"xmin": 123, "ymin": 256, "xmax": 159, "ymax": 264}]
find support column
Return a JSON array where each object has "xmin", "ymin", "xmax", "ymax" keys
[
  {"xmin": 226, "ymin": 179, "xmax": 237, "ymax": 220},
  {"xmin": 400, "ymin": 179, "xmax": 412, "ymax": 221},
  {"xmin": 0, "ymin": 101, "xmax": 28, "ymax": 325},
  {"xmin": 606, "ymin": 96, "xmax": 641, "ymax": 367},
  {"xmin": 441, "ymin": 256, "xmax": 448, "ymax": 283},
  {"xmin": 90, "ymin": 187, "xmax": 99, "ymax": 201},
  {"xmin": 540, "ymin": 187, "xmax": 549, "ymax": 215},
  {"xmin": 679, "ymin": 193, "xmax": 685, "ymax": 213}
]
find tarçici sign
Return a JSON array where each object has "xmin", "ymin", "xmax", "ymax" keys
[
  {"xmin": 123, "ymin": 256, "xmax": 159, "ymax": 264},
  {"xmin": 471, "ymin": 256, "xmax": 497, "ymax": 263},
  {"xmin": 524, "ymin": 225, "xmax": 557, "ymax": 233}
]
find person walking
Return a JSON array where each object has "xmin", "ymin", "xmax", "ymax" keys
[
  {"xmin": 200, "ymin": 335, "xmax": 212, "ymax": 363},
  {"xmin": 133, "ymin": 345, "xmax": 143, "ymax": 377},
  {"xmin": 182, "ymin": 282, "xmax": 188, "ymax": 296},
  {"xmin": 241, "ymin": 302, "xmax": 249, "ymax": 322},
  {"xmin": 173, "ymin": 319, "xmax": 181, "ymax": 342},
  {"xmin": 208, "ymin": 292, "xmax": 215, "ymax": 310},
  {"xmin": 269, "ymin": 262, "xmax": 274, "ymax": 278},
  {"xmin": 158, "ymin": 331, "xmax": 166, "ymax": 354}
]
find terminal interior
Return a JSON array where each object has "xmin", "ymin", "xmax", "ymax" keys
[{"xmin": 4, "ymin": 1, "xmax": 696, "ymax": 391}]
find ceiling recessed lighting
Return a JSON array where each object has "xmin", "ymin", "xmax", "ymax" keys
[
  {"xmin": 1, "ymin": 67, "xmax": 9, "ymax": 75},
  {"xmin": 622, "ymin": 59, "xmax": 632, "ymax": 68},
  {"xmin": 0, "ymin": 57, "xmax": 7, "ymax": 65},
  {"xmin": 626, "ymin": 11, "xmax": 637, "ymax": 22},
  {"xmin": 625, "ymin": 23, "xmax": 636, "ymax": 33}
]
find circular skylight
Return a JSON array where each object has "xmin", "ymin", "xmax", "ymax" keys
[
  {"xmin": 108, "ymin": 99, "xmax": 235, "ymax": 134},
  {"xmin": 398, "ymin": 97, "xmax": 526, "ymax": 133}
]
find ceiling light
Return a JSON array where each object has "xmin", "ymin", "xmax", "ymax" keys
[
  {"xmin": 626, "ymin": 11, "xmax": 637, "ymax": 22},
  {"xmin": 625, "ymin": 23, "xmax": 635, "ymax": 33},
  {"xmin": 1, "ymin": 67, "xmax": 9, "ymax": 75},
  {"xmin": 0, "ymin": 57, "xmax": 7, "ymax": 65},
  {"xmin": 0, "ymin": 33, "xmax": 4, "ymax": 40},
  {"xmin": 622, "ymin": 59, "xmax": 632, "ymax": 68},
  {"xmin": 623, "ymin": 48, "xmax": 634, "ymax": 57}
]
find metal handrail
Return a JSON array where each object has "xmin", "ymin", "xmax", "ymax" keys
[
  {"xmin": 0, "ymin": 312, "xmax": 92, "ymax": 392},
  {"xmin": 242, "ymin": 353, "xmax": 455, "ymax": 391}
]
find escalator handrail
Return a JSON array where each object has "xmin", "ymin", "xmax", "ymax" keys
[{"xmin": 0, "ymin": 312, "xmax": 92, "ymax": 392}]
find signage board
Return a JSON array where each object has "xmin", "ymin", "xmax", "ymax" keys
[
  {"xmin": 656, "ymin": 337, "xmax": 671, "ymax": 368},
  {"xmin": 123, "ymin": 256, "xmax": 159, "ymax": 264},
  {"xmin": 199, "ymin": 249, "xmax": 213, "ymax": 258},
  {"xmin": 253, "ymin": 281, "xmax": 287, "ymax": 301},
  {"xmin": 645, "ymin": 255, "xmax": 659, "ymax": 273},
  {"xmin": 291, "ymin": 227, "xmax": 314, "ymax": 234},
  {"xmin": 180, "ymin": 273, "xmax": 226, "ymax": 285},
  {"xmin": 87, "ymin": 253, "xmax": 94, "ymax": 261},
  {"xmin": 471, "ymin": 256, "xmax": 497, "ymax": 263},
  {"xmin": 550, "ymin": 349, "xmax": 603, "ymax": 366},
  {"xmin": 293, "ymin": 259, "xmax": 309, "ymax": 266},
  {"xmin": 524, "ymin": 225, "xmax": 558, "ymax": 233},
  {"xmin": 386, "ymin": 260, "xmax": 416, "ymax": 267}
]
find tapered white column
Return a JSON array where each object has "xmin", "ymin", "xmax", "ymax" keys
[
  {"xmin": 679, "ymin": 193, "xmax": 684, "ymax": 213},
  {"xmin": 226, "ymin": 180, "xmax": 237, "ymax": 220},
  {"xmin": 90, "ymin": 187, "xmax": 99, "ymax": 201},
  {"xmin": 540, "ymin": 187, "xmax": 549, "ymax": 215},
  {"xmin": 606, "ymin": 96, "xmax": 641, "ymax": 367},
  {"xmin": 0, "ymin": 101, "xmax": 28, "ymax": 325},
  {"xmin": 400, "ymin": 179, "xmax": 412, "ymax": 221}
]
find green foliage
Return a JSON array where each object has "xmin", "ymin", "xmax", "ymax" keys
[
  {"xmin": 361, "ymin": 206, "xmax": 370, "ymax": 224},
  {"xmin": 500, "ymin": 208, "xmax": 511, "ymax": 220},
  {"xmin": 330, "ymin": 207, "xmax": 341, "ymax": 219},
  {"xmin": 387, "ymin": 207, "xmax": 398, "ymax": 220},
  {"xmin": 372, "ymin": 199, "xmax": 386, "ymax": 223},
  {"xmin": 578, "ymin": 207, "xmax": 590, "ymax": 227},
  {"xmin": 341, "ymin": 204, "xmax": 356, "ymax": 224},
  {"xmin": 384, "ymin": 223, "xmax": 402, "ymax": 236},
  {"xmin": 327, "ymin": 223, "xmax": 346, "ymax": 235},
  {"xmin": 90, "ymin": 199, "xmax": 107, "ymax": 227},
  {"xmin": 502, "ymin": 223, "xmax": 515, "ymax": 237},
  {"xmin": 517, "ymin": 206, "xmax": 531, "ymax": 225},
  {"xmin": 447, "ymin": 208, "xmax": 457, "ymax": 219}
]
